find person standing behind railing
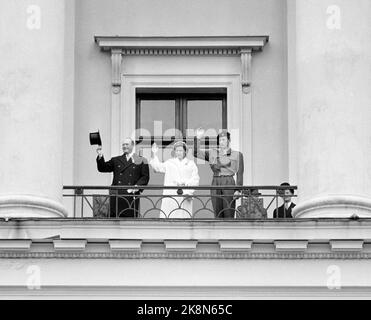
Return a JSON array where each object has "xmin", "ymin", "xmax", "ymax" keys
[
  {"xmin": 150, "ymin": 141, "xmax": 200, "ymax": 218},
  {"xmin": 237, "ymin": 189, "xmax": 267, "ymax": 219},
  {"xmin": 194, "ymin": 128, "xmax": 244, "ymax": 219},
  {"xmin": 273, "ymin": 182, "xmax": 296, "ymax": 218},
  {"xmin": 96, "ymin": 138, "xmax": 149, "ymax": 218}
]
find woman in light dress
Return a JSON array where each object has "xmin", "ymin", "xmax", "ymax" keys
[{"xmin": 150, "ymin": 141, "xmax": 200, "ymax": 218}]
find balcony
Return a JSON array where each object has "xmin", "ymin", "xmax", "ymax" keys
[
  {"xmin": 62, "ymin": 185, "xmax": 297, "ymax": 219},
  {"xmin": 1, "ymin": 185, "xmax": 370, "ymax": 298}
]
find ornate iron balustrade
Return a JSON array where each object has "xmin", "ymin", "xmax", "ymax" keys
[{"xmin": 63, "ymin": 185, "xmax": 297, "ymax": 219}]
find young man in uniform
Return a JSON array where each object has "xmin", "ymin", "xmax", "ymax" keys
[{"xmin": 194, "ymin": 128, "xmax": 244, "ymax": 219}]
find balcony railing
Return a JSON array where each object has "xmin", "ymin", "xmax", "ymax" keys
[{"xmin": 63, "ymin": 185, "xmax": 297, "ymax": 219}]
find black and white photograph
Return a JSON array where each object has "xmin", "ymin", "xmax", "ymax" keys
[{"xmin": 0, "ymin": 0, "xmax": 371, "ymax": 303}]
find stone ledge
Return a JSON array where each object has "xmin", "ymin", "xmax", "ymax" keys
[
  {"xmin": 274, "ymin": 241, "xmax": 308, "ymax": 252},
  {"xmin": 0, "ymin": 240, "xmax": 31, "ymax": 251},
  {"xmin": 330, "ymin": 240, "xmax": 364, "ymax": 252},
  {"xmin": 164, "ymin": 240, "xmax": 198, "ymax": 251},
  {"xmin": 53, "ymin": 240, "xmax": 87, "ymax": 251},
  {"xmin": 109, "ymin": 240, "xmax": 142, "ymax": 251},
  {"xmin": 219, "ymin": 240, "xmax": 252, "ymax": 251},
  {"xmin": 1, "ymin": 251, "xmax": 371, "ymax": 259},
  {"xmin": 0, "ymin": 240, "xmax": 370, "ymax": 259},
  {"xmin": 94, "ymin": 35, "xmax": 269, "ymax": 53},
  {"xmin": 1, "ymin": 219, "xmax": 371, "ymax": 242}
]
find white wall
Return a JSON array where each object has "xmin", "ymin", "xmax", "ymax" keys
[{"xmin": 1, "ymin": 258, "xmax": 370, "ymax": 299}]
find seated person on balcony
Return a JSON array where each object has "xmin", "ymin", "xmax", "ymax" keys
[
  {"xmin": 150, "ymin": 141, "xmax": 200, "ymax": 218},
  {"xmin": 273, "ymin": 182, "xmax": 296, "ymax": 219},
  {"xmin": 237, "ymin": 188, "xmax": 267, "ymax": 219},
  {"xmin": 96, "ymin": 138, "xmax": 149, "ymax": 218},
  {"xmin": 194, "ymin": 128, "xmax": 244, "ymax": 219}
]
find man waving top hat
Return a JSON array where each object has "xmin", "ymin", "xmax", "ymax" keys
[{"xmin": 96, "ymin": 138, "xmax": 149, "ymax": 218}]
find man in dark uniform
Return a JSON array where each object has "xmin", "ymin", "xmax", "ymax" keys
[
  {"xmin": 273, "ymin": 182, "xmax": 296, "ymax": 218},
  {"xmin": 96, "ymin": 138, "xmax": 149, "ymax": 218},
  {"xmin": 194, "ymin": 128, "xmax": 244, "ymax": 219}
]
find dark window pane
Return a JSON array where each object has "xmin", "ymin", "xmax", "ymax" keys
[
  {"xmin": 139, "ymin": 100, "xmax": 176, "ymax": 137},
  {"xmin": 187, "ymin": 100, "xmax": 223, "ymax": 136}
]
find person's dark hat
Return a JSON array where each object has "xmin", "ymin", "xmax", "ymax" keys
[
  {"xmin": 217, "ymin": 130, "xmax": 231, "ymax": 145},
  {"xmin": 279, "ymin": 182, "xmax": 295, "ymax": 194},
  {"xmin": 89, "ymin": 131, "xmax": 102, "ymax": 146}
]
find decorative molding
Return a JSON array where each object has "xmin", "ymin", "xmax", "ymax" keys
[
  {"xmin": 240, "ymin": 49, "xmax": 252, "ymax": 94},
  {"xmin": 330, "ymin": 240, "xmax": 364, "ymax": 252},
  {"xmin": 0, "ymin": 240, "xmax": 31, "ymax": 251},
  {"xmin": 109, "ymin": 240, "xmax": 142, "ymax": 251},
  {"xmin": 53, "ymin": 240, "xmax": 87, "ymax": 251},
  {"xmin": 164, "ymin": 240, "xmax": 198, "ymax": 251},
  {"xmin": 274, "ymin": 240, "xmax": 308, "ymax": 252},
  {"xmin": 3, "ymin": 218, "xmax": 371, "ymax": 242},
  {"xmin": 96, "ymin": 36, "xmax": 268, "ymax": 96},
  {"xmin": 111, "ymin": 49, "xmax": 122, "ymax": 94},
  {"xmin": 122, "ymin": 48, "xmax": 241, "ymax": 56},
  {"xmin": 95, "ymin": 36, "xmax": 269, "ymax": 53},
  {"xmin": 1, "ymin": 251, "xmax": 371, "ymax": 260},
  {"xmin": 219, "ymin": 240, "xmax": 252, "ymax": 251}
]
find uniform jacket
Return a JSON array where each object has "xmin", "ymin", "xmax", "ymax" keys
[
  {"xmin": 96, "ymin": 153, "xmax": 150, "ymax": 191},
  {"xmin": 193, "ymin": 137, "xmax": 244, "ymax": 185},
  {"xmin": 273, "ymin": 203, "xmax": 296, "ymax": 219}
]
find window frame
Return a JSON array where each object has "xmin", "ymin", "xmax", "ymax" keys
[{"xmin": 136, "ymin": 90, "xmax": 227, "ymax": 146}]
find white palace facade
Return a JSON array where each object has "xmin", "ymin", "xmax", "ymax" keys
[{"xmin": 1, "ymin": 0, "xmax": 371, "ymax": 299}]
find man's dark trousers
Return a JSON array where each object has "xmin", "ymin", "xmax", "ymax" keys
[
  {"xmin": 109, "ymin": 189, "xmax": 140, "ymax": 218},
  {"xmin": 211, "ymin": 176, "xmax": 236, "ymax": 218},
  {"xmin": 97, "ymin": 153, "xmax": 149, "ymax": 218}
]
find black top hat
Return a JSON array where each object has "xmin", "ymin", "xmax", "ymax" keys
[
  {"xmin": 89, "ymin": 131, "xmax": 102, "ymax": 146},
  {"xmin": 279, "ymin": 182, "xmax": 295, "ymax": 194}
]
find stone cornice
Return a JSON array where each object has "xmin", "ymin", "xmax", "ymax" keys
[
  {"xmin": 1, "ymin": 251, "xmax": 371, "ymax": 260},
  {"xmin": 274, "ymin": 240, "xmax": 308, "ymax": 252},
  {"xmin": 1, "ymin": 219, "xmax": 371, "ymax": 241},
  {"xmin": 94, "ymin": 36, "xmax": 269, "ymax": 54},
  {"xmin": 109, "ymin": 240, "xmax": 142, "ymax": 251},
  {"xmin": 95, "ymin": 35, "xmax": 268, "ymax": 94},
  {"xmin": 53, "ymin": 239, "xmax": 87, "ymax": 251},
  {"xmin": 219, "ymin": 240, "xmax": 253, "ymax": 251},
  {"xmin": 164, "ymin": 240, "xmax": 198, "ymax": 251},
  {"xmin": 0, "ymin": 240, "xmax": 31, "ymax": 251},
  {"xmin": 0, "ymin": 219, "xmax": 370, "ymax": 259},
  {"xmin": 330, "ymin": 240, "xmax": 364, "ymax": 251}
]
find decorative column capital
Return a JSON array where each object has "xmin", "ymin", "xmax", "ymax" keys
[
  {"xmin": 240, "ymin": 48, "xmax": 252, "ymax": 94},
  {"xmin": 111, "ymin": 49, "xmax": 122, "ymax": 94}
]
